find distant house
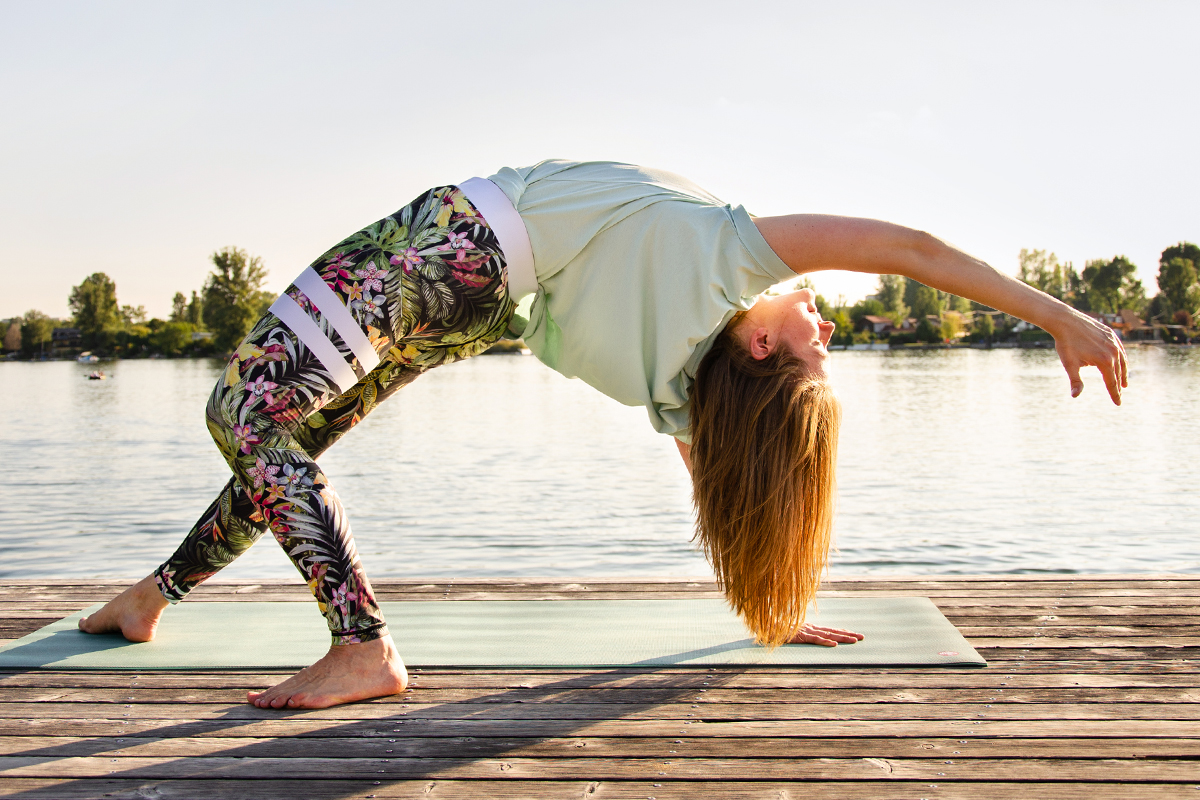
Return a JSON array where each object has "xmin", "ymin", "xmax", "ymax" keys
[
  {"xmin": 191, "ymin": 331, "xmax": 214, "ymax": 342},
  {"xmin": 1109, "ymin": 309, "xmax": 1157, "ymax": 341},
  {"xmin": 51, "ymin": 327, "xmax": 82, "ymax": 349},
  {"xmin": 856, "ymin": 315, "xmax": 919, "ymax": 336},
  {"xmin": 859, "ymin": 315, "xmax": 894, "ymax": 335}
]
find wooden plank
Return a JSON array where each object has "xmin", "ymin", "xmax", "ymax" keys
[
  {"xmin": 3, "ymin": 735, "xmax": 1200, "ymax": 759},
  {"xmin": 4, "ymin": 576, "xmax": 1199, "ymax": 798},
  {"xmin": 950, "ymin": 618, "xmax": 1200, "ymax": 628},
  {"xmin": 6, "ymin": 661, "xmax": 1198, "ymax": 686},
  {"xmin": 5, "ymin": 754, "xmax": 1200, "ymax": 781},
  {"xmin": 945, "ymin": 606, "xmax": 1200, "ymax": 616},
  {"xmin": 2, "ymin": 716, "xmax": 1197, "ymax": 739},
  {"xmin": 970, "ymin": 637, "xmax": 1200, "ymax": 648},
  {"xmin": 5, "ymin": 700, "xmax": 1200, "ymax": 722},
  {"xmin": 956, "ymin": 625, "xmax": 1200, "ymax": 637},
  {"xmin": 0, "ymin": 779, "xmax": 1194, "ymax": 800},
  {"xmin": 2, "ymin": 686, "xmax": 1198, "ymax": 705}
]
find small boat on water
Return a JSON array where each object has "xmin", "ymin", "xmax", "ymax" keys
[
  {"xmin": 77, "ymin": 352, "xmax": 99, "ymax": 364},
  {"xmin": 86, "ymin": 371, "xmax": 107, "ymax": 380}
]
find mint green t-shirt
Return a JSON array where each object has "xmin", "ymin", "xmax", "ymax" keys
[{"xmin": 487, "ymin": 160, "xmax": 797, "ymax": 441}]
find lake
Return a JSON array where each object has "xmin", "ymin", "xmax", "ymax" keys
[{"xmin": 2, "ymin": 346, "xmax": 1198, "ymax": 581}]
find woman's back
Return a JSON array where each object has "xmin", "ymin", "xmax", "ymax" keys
[{"xmin": 488, "ymin": 160, "xmax": 798, "ymax": 438}]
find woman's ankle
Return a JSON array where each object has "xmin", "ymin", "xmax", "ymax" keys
[{"xmin": 133, "ymin": 574, "xmax": 170, "ymax": 610}]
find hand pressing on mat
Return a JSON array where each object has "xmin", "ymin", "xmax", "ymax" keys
[{"xmin": 787, "ymin": 623, "xmax": 864, "ymax": 647}]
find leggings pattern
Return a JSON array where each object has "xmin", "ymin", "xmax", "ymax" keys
[{"xmin": 154, "ymin": 186, "xmax": 515, "ymax": 644}]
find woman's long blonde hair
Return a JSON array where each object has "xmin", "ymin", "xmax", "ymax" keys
[{"xmin": 689, "ymin": 311, "xmax": 842, "ymax": 646}]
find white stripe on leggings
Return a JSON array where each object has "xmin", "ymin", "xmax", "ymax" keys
[
  {"xmin": 292, "ymin": 267, "xmax": 381, "ymax": 375},
  {"xmin": 268, "ymin": 293, "xmax": 360, "ymax": 393},
  {"xmin": 456, "ymin": 177, "xmax": 537, "ymax": 302}
]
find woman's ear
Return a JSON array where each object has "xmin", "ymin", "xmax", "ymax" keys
[{"xmin": 747, "ymin": 325, "xmax": 773, "ymax": 360}]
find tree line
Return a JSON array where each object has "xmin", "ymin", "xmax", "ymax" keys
[
  {"xmin": 7, "ymin": 240, "xmax": 1199, "ymax": 358},
  {"xmin": 813, "ymin": 241, "xmax": 1200, "ymax": 346},
  {"xmin": 5, "ymin": 247, "xmax": 273, "ymax": 359}
]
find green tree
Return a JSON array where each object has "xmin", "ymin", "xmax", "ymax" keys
[
  {"xmin": 909, "ymin": 284, "xmax": 942, "ymax": 320},
  {"xmin": 68, "ymin": 273, "xmax": 121, "ymax": 351},
  {"xmin": 170, "ymin": 292, "xmax": 189, "ymax": 322},
  {"xmin": 829, "ymin": 309, "xmax": 853, "ymax": 346},
  {"xmin": 1161, "ymin": 242, "xmax": 1200, "ymax": 269},
  {"xmin": 1081, "ymin": 256, "xmax": 1143, "ymax": 314},
  {"xmin": 151, "ymin": 321, "xmax": 195, "ymax": 356},
  {"xmin": 974, "ymin": 312, "xmax": 995, "ymax": 343},
  {"xmin": 1157, "ymin": 256, "xmax": 1199, "ymax": 315},
  {"xmin": 915, "ymin": 316, "xmax": 940, "ymax": 343},
  {"xmin": 120, "ymin": 304, "xmax": 147, "ymax": 326},
  {"xmin": 202, "ymin": 247, "xmax": 271, "ymax": 351},
  {"xmin": 876, "ymin": 274, "xmax": 909, "ymax": 323},
  {"xmin": 1017, "ymin": 249, "xmax": 1078, "ymax": 301},
  {"xmin": 19, "ymin": 310, "xmax": 55, "ymax": 358},
  {"xmin": 940, "ymin": 313, "xmax": 964, "ymax": 342},
  {"xmin": 187, "ymin": 290, "xmax": 204, "ymax": 326},
  {"xmin": 902, "ymin": 276, "xmax": 947, "ymax": 313}
]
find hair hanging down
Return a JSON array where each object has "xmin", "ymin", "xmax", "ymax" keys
[{"xmin": 689, "ymin": 311, "xmax": 842, "ymax": 647}]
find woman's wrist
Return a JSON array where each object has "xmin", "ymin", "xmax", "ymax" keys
[{"xmin": 1029, "ymin": 295, "xmax": 1087, "ymax": 341}]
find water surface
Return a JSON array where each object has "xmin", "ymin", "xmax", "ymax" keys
[{"xmin": 1, "ymin": 347, "xmax": 1197, "ymax": 580}]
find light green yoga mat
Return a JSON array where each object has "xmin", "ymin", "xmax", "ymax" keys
[{"xmin": 0, "ymin": 598, "xmax": 984, "ymax": 669}]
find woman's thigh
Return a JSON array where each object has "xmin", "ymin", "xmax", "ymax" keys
[
  {"xmin": 218, "ymin": 184, "xmax": 517, "ymax": 442},
  {"xmin": 307, "ymin": 185, "xmax": 516, "ymax": 371}
]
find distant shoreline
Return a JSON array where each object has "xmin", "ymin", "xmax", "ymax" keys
[{"xmin": 3, "ymin": 338, "xmax": 1191, "ymax": 363}]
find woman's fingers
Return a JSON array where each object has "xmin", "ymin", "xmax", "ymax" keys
[
  {"xmin": 788, "ymin": 623, "xmax": 865, "ymax": 646},
  {"xmin": 1064, "ymin": 360, "xmax": 1085, "ymax": 398},
  {"xmin": 808, "ymin": 624, "xmax": 865, "ymax": 642},
  {"xmin": 1064, "ymin": 354, "xmax": 1121, "ymax": 405},
  {"xmin": 1101, "ymin": 359, "xmax": 1123, "ymax": 405},
  {"xmin": 1056, "ymin": 314, "xmax": 1127, "ymax": 406}
]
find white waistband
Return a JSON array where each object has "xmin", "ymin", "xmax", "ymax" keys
[{"xmin": 456, "ymin": 177, "xmax": 537, "ymax": 302}]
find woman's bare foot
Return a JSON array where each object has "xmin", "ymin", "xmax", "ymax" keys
[
  {"xmin": 78, "ymin": 574, "xmax": 170, "ymax": 643},
  {"xmin": 248, "ymin": 634, "xmax": 408, "ymax": 710}
]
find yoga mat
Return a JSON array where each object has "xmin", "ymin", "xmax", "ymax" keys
[{"xmin": 0, "ymin": 597, "xmax": 984, "ymax": 669}]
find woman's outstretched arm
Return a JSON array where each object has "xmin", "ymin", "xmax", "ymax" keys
[{"xmin": 753, "ymin": 214, "xmax": 1128, "ymax": 404}]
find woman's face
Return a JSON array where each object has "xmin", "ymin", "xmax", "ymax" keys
[{"xmin": 740, "ymin": 288, "xmax": 835, "ymax": 376}]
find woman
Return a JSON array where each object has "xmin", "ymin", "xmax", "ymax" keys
[{"xmin": 79, "ymin": 160, "xmax": 1127, "ymax": 709}]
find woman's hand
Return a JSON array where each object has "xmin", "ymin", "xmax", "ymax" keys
[
  {"xmin": 1047, "ymin": 307, "xmax": 1128, "ymax": 405},
  {"xmin": 787, "ymin": 623, "xmax": 865, "ymax": 646}
]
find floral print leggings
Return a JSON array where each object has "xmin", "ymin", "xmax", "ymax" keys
[{"xmin": 154, "ymin": 186, "xmax": 515, "ymax": 644}]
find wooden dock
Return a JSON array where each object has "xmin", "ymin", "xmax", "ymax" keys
[{"xmin": 1, "ymin": 576, "xmax": 1199, "ymax": 798}]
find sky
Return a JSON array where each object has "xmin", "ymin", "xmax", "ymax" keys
[{"xmin": 1, "ymin": 0, "xmax": 1197, "ymax": 321}]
